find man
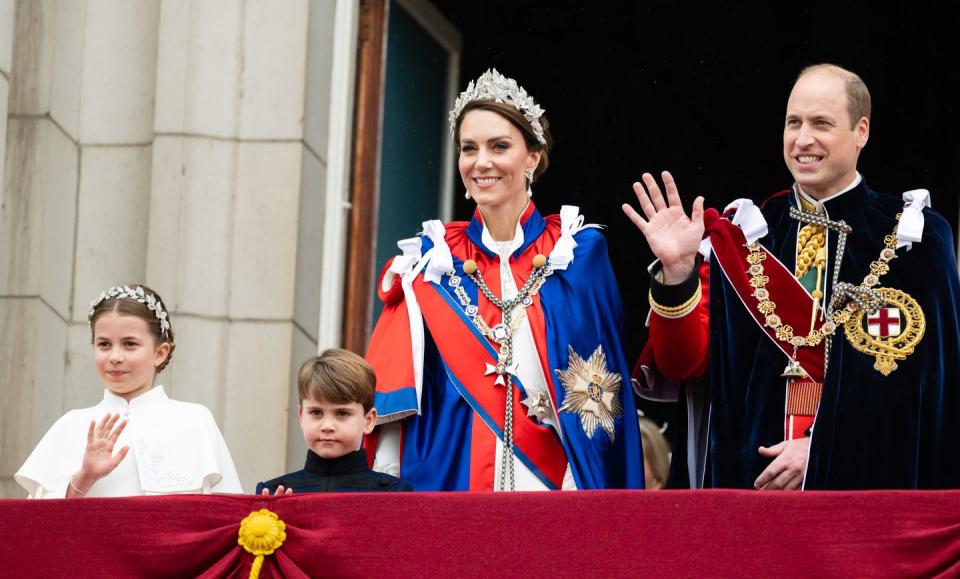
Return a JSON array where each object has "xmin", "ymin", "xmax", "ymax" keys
[{"xmin": 624, "ymin": 64, "xmax": 960, "ymax": 490}]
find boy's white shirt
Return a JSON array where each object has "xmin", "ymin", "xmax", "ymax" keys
[{"xmin": 15, "ymin": 385, "xmax": 243, "ymax": 497}]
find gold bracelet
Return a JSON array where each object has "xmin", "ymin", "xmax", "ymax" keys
[
  {"xmin": 649, "ymin": 283, "xmax": 702, "ymax": 319},
  {"xmin": 69, "ymin": 478, "xmax": 89, "ymax": 495}
]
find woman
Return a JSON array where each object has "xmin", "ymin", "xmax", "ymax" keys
[{"xmin": 367, "ymin": 69, "xmax": 644, "ymax": 491}]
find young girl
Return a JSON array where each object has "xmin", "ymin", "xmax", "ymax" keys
[{"xmin": 15, "ymin": 284, "xmax": 243, "ymax": 497}]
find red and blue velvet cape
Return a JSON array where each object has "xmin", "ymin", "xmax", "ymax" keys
[{"xmin": 366, "ymin": 203, "xmax": 645, "ymax": 490}]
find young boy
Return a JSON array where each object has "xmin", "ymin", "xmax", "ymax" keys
[{"xmin": 256, "ymin": 348, "xmax": 410, "ymax": 494}]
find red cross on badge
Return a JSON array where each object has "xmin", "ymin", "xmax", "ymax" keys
[{"xmin": 868, "ymin": 306, "xmax": 902, "ymax": 337}]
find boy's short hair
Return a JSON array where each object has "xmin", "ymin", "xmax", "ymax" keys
[{"xmin": 298, "ymin": 348, "xmax": 376, "ymax": 412}]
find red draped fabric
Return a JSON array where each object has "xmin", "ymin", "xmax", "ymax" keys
[{"xmin": 3, "ymin": 491, "xmax": 959, "ymax": 577}]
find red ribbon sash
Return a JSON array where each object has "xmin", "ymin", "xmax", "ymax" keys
[
  {"xmin": 707, "ymin": 215, "xmax": 826, "ymax": 383},
  {"xmin": 412, "ymin": 278, "xmax": 568, "ymax": 489}
]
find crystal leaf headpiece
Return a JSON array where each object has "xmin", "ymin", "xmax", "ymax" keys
[
  {"xmin": 448, "ymin": 68, "xmax": 546, "ymax": 145},
  {"xmin": 88, "ymin": 285, "xmax": 171, "ymax": 338}
]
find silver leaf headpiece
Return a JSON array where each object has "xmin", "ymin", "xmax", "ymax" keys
[
  {"xmin": 88, "ymin": 285, "xmax": 171, "ymax": 338},
  {"xmin": 448, "ymin": 68, "xmax": 547, "ymax": 145}
]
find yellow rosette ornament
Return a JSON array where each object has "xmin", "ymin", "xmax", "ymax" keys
[{"xmin": 238, "ymin": 509, "xmax": 287, "ymax": 579}]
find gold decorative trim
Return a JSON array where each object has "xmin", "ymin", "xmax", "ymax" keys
[
  {"xmin": 843, "ymin": 287, "xmax": 925, "ymax": 376},
  {"xmin": 745, "ymin": 242, "xmax": 837, "ymax": 348},
  {"xmin": 795, "ymin": 224, "xmax": 826, "ymax": 278},
  {"xmin": 648, "ymin": 283, "xmax": 702, "ymax": 319}
]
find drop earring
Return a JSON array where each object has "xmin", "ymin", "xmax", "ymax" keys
[
  {"xmin": 524, "ymin": 168, "xmax": 535, "ymax": 198},
  {"xmin": 465, "ymin": 191, "xmax": 472, "ymax": 200}
]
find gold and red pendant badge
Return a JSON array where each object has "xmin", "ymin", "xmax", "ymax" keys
[
  {"xmin": 837, "ymin": 287, "xmax": 926, "ymax": 376},
  {"xmin": 827, "ymin": 222, "xmax": 926, "ymax": 376}
]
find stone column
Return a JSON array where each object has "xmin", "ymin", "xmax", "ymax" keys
[
  {"xmin": 0, "ymin": 0, "xmax": 21, "ymax": 499},
  {"xmin": 0, "ymin": 0, "xmax": 76, "ymax": 498},
  {"xmin": 0, "ymin": 0, "xmax": 12, "ymax": 204},
  {"xmin": 284, "ymin": 0, "xmax": 352, "ymax": 472},
  {"xmin": 148, "ymin": 0, "xmax": 312, "ymax": 489}
]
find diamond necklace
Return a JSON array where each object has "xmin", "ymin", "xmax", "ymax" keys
[{"xmin": 448, "ymin": 253, "xmax": 553, "ymax": 491}]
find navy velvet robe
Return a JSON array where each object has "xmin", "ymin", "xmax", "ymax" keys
[
  {"xmin": 708, "ymin": 179, "xmax": 960, "ymax": 489},
  {"xmin": 256, "ymin": 450, "xmax": 411, "ymax": 493}
]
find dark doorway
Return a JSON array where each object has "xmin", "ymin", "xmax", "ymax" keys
[{"xmin": 427, "ymin": 0, "xmax": 959, "ymax": 432}]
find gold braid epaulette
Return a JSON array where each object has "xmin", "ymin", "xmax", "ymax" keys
[{"xmin": 649, "ymin": 283, "xmax": 702, "ymax": 319}]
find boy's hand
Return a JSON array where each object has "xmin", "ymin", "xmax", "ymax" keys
[{"xmin": 261, "ymin": 485, "xmax": 293, "ymax": 496}]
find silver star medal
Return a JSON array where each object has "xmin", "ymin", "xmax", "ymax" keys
[
  {"xmin": 555, "ymin": 345, "xmax": 623, "ymax": 442},
  {"xmin": 522, "ymin": 391, "xmax": 551, "ymax": 423}
]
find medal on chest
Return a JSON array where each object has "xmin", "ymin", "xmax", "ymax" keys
[
  {"xmin": 447, "ymin": 253, "xmax": 554, "ymax": 491},
  {"xmin": 555, "ymin": 345, "xmax": 623, "ymax": 442},
  {"xmin": 747, "ymin": 207, "xmax": 926, "ymax": 378},
  {"xmin": 799, "ymin": 208, "xmax": 927, "ymax": 376},
  {"xmin": 835, "ymin": 287, "xmax": 925, "ymax": 376},
  {"xmin": 828, "ymin": 220, "xmax": 927, "ymax": 375}
]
